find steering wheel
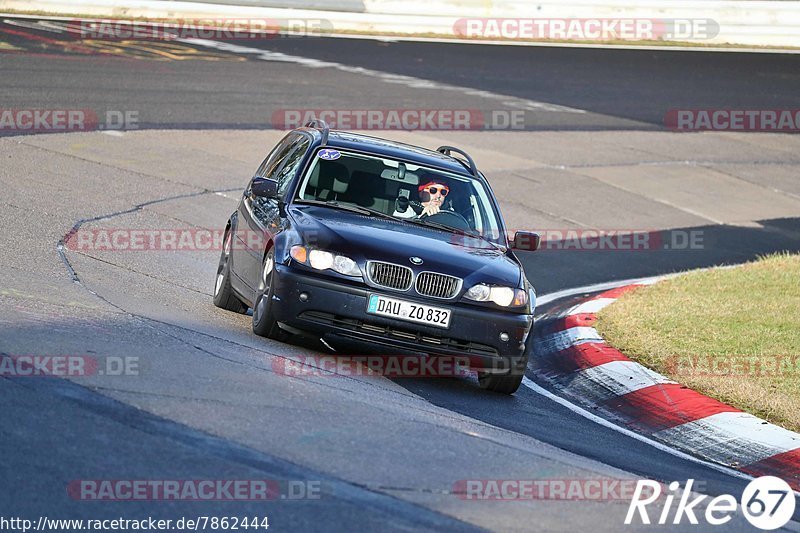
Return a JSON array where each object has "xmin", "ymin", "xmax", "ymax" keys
[{"xmin": 421, "ymin": 209, "xmax": 471, "ymax": 230}]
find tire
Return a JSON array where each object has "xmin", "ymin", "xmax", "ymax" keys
[
  {"xmin": 213, "ymin": 229, "xmax": 247, "ymax": 314},
  {"xmin": 252, "ymin": 249, "xmax": 289, "ymax": 341},
  {"xmin": 478, "ymin": 352, "xmax": 527, "ymax": 394},
  {"xmin": 478, "ymin": 372, "xmax": 524, "ymax": 394}
]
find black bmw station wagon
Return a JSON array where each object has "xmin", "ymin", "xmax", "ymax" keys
[{"xmin": 213, "ymin": 120, "xmax": 539, "ymax": 394}]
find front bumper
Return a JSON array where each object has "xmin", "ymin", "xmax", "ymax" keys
[{"xmin": 269, "ymin": 265, "xmax": 533, "ymax": 374}]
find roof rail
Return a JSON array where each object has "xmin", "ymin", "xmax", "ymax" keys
[
  {"xmin": 304, "ymin": 118, "xmax": 330, "ymax": 146},
  {"xmin": 437, "ymin": 146, "xmax": 478, "ymax": 177}
]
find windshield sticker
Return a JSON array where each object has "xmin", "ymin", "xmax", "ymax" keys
[{"xmin": 318, "ymin": 149, "xmax": 341, "ymax": 160}]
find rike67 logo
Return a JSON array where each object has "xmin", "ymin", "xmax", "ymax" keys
[{"xmin": 626, "ymin": 477, "xmax": 795, "ymax": 530}]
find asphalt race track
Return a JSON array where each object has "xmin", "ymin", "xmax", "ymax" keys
[{"xmin": 2, "ymin": 16, "xmax": 800, "ymax": 531}]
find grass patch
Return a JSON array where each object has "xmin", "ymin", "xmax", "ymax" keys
[{"xmin": 596, "ymin": 253, "xmax": 800, "ymax": 432}]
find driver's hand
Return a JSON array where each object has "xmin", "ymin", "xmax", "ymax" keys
[{"xmin": 422, "ymin": 204, "xmax": 441, "ymax": 216}]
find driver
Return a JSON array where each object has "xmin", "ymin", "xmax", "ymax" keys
[{"xmin": 417, "ymin": 179, "xmax": 450, "ymax": 217}]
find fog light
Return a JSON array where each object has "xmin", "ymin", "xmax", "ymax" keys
[
  {"xmin": 499, "ymin": 332, "xmax": 510, "ymax": 342},
  {"xmin": 299, "ymin": 292, "xmax": 309, "ymax": 302}
]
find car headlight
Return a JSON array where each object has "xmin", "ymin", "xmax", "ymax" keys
[
  {"xmin": 332, "ymin": 254, "xmax": 360, "ymax": 276},
  {"xmin": 464, "ymin": 283, "xmax": 528, "ymax": 307},
  {"xmin": 291, "ymin": 246, "xmax": 361, "ymax": 277},
  {"xmin": 464, "ymin": 284, "xmax": 491, "ymax": 302},
  {"xmin": 309, "ymin": 249, "xmax": 334, "ymax": 270}
]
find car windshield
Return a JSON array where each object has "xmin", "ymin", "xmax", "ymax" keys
[{"xmin": 294, "ymin": 148, "xmax": 505, "ymax": 245}]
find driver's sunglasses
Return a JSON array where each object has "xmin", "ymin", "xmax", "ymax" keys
[{"xmin": 427, "ymin": 186, "xmax": 449, "ymax": 196}]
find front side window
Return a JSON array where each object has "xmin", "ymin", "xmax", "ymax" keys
[
  {"xmin": 255, "ymin": 135, "xmax": 294, "ymax": 178},
  {"xmin": 250, "ymin": 134, "xmax": 310, "ymax": 223},
  {"xmin": 294, "ymin": 149, "xmax": 504, "ymax": 244},
  {"xmin": 272, "ymin": 136, "xmax": 310, "ymax": 197}
]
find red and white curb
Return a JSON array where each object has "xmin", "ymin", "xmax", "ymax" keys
[{"xmin": 530, "ymin": 283, "xmax": 800, "ymax": 491}]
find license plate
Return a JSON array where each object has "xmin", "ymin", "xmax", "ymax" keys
[{"xmin": 366, "ymin": 294, "xmax": 451, "ymax": 329}]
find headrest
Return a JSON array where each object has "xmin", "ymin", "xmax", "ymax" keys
[{"xmin": 310, "ymin": 160, "xmax": 350, "ymax": 193}]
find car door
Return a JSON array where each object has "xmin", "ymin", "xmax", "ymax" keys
[{"xmin": 233, "ymin": 132, "xmax": 312, "ymax": 299}]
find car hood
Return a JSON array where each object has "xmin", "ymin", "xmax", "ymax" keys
[{"xmin": 289, "ymin": 204, "xmax": 522, "ymax": 287}]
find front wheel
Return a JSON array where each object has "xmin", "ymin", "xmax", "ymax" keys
[
  {"xmin": 252, "ymin": 249, "xmax": 289, "ymax": 341},
  {"xmin": 478, "ymin": 372, "xmax": 524, "ymax": 394},
  {"xmin": 478, "ymin": 352, "xmax": 527, "ymax": 394}
]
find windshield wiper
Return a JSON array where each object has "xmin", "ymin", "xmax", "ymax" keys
[{"xmin": 296, "ymin": 199, "xmax": 394, "ymax": 220}]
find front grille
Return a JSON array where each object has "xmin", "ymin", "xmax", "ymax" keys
[
  {"xmin": 367, "ymin": 261, "xmax": 413, "ymax": 291},
  {"xmin": 415, "ymin": 272, "xmax": 461, "ymax": 299},
  {"xmin": 299, "ymin": 311, "xmax": 499, "ymax": 357}
]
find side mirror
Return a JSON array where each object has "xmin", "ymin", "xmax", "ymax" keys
[
  {"xmin": 512, "ymin": 231, "xmax": 540, "ymax": 251},
  {"xmin": 251, "ymin": 177, "xmax": 279, "ymax": 198}
]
